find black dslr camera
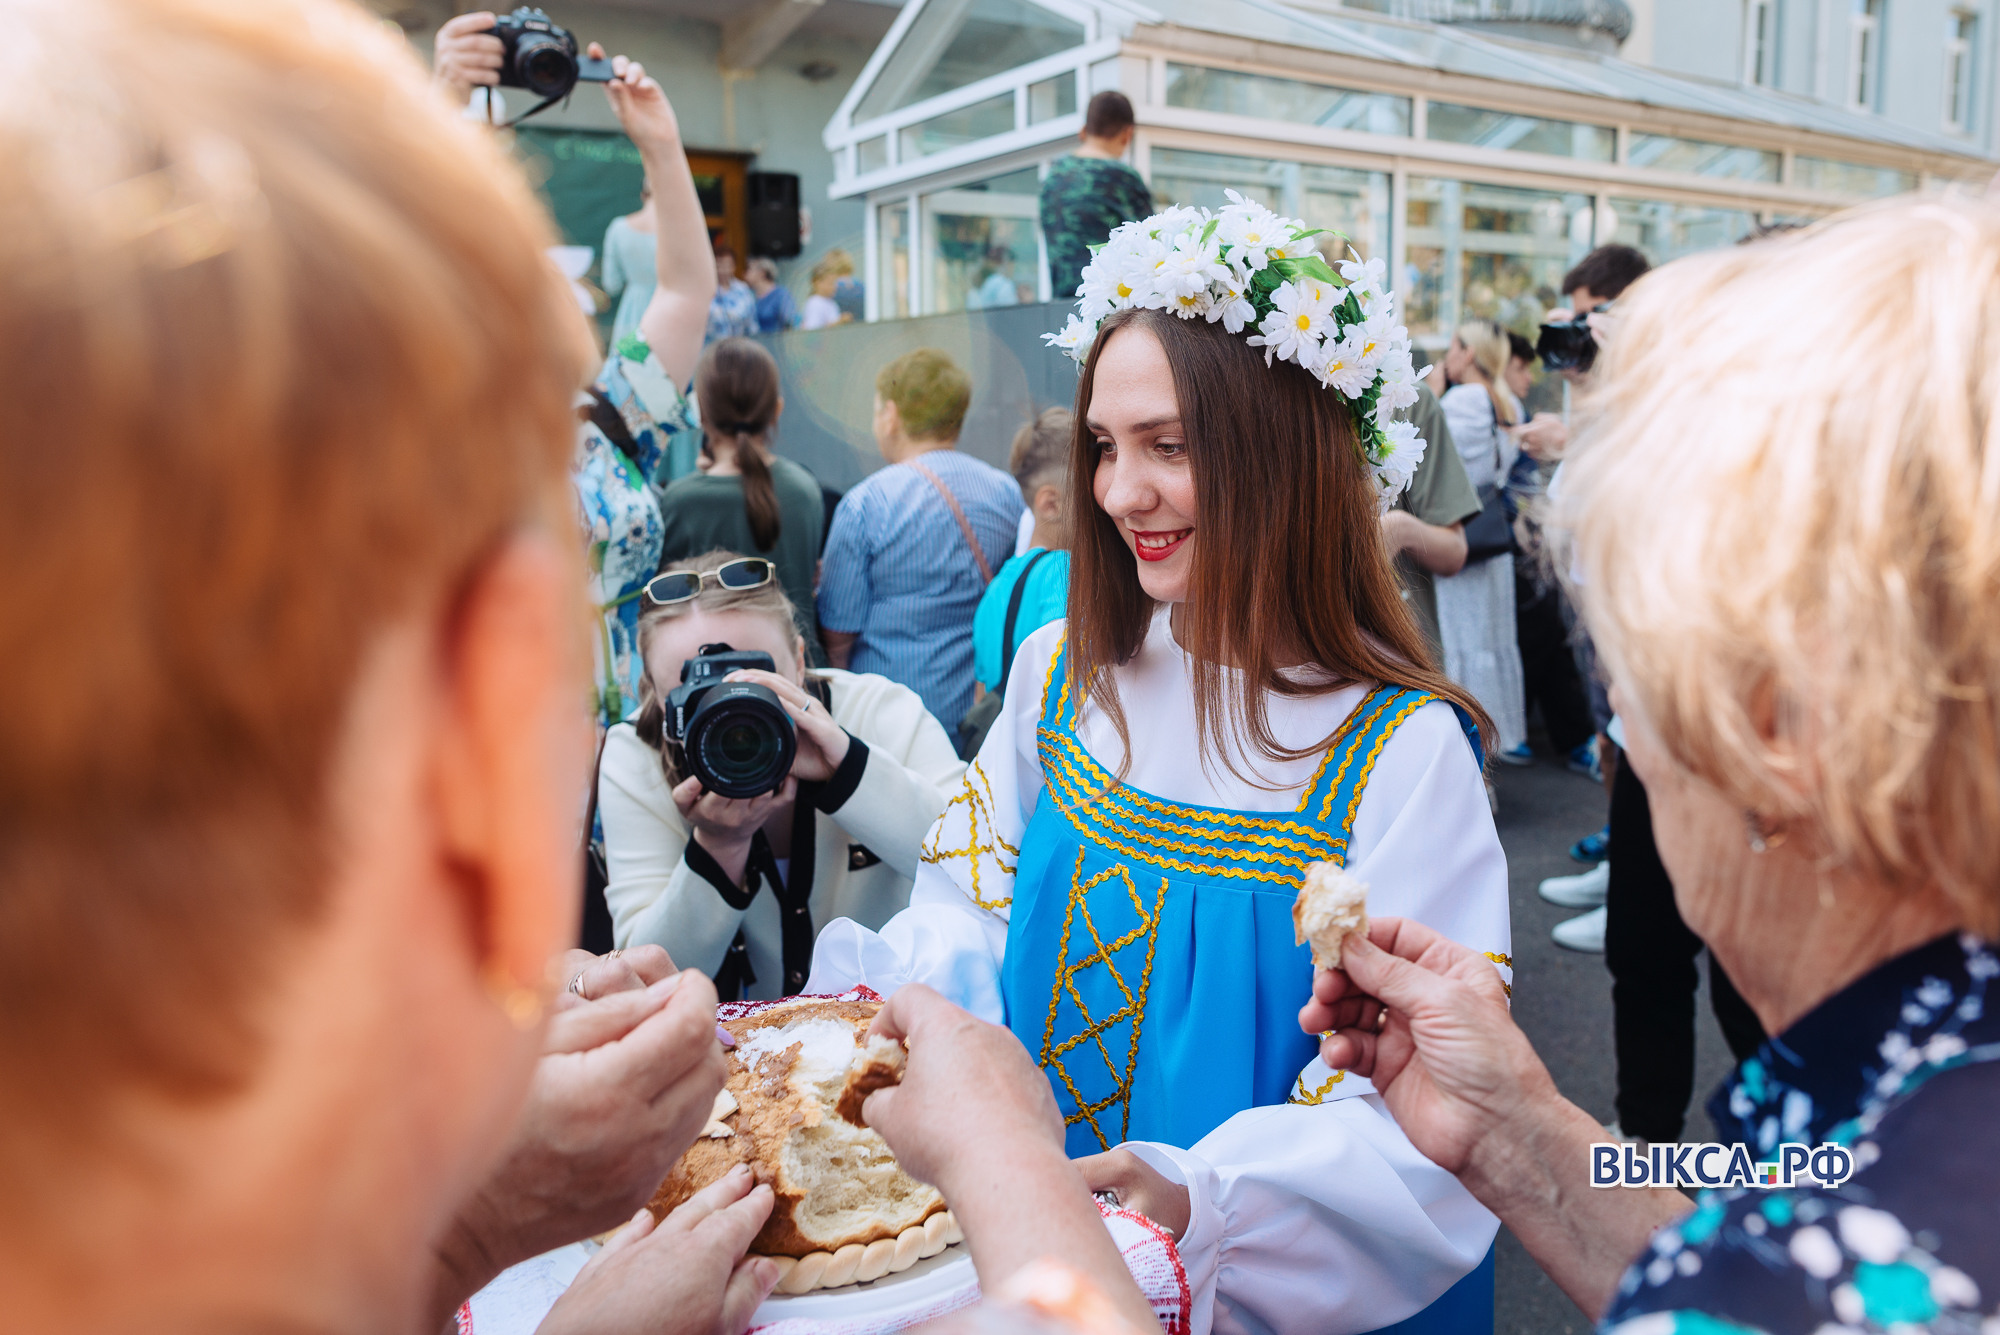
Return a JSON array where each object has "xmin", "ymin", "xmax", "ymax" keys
[
  {"xmin": 666, "ymin": 644, "xmax": 797, "ymax": 798},
  {"xmin": 488, "ymin": 7, "xmax": 614, "ymax": 103},
  {"xmin": 1535, "ymin": 304, "xmax": 1607, "ymax": 374}
]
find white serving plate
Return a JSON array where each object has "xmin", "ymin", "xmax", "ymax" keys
[{"xmin": 749, "ymin": 1244, "xmax": 977, "ymax": 1327}]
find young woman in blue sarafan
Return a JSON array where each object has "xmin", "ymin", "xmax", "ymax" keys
[{"xmin": 812, "ymin": 206, "xmax": 1515, "ymax": 1335}]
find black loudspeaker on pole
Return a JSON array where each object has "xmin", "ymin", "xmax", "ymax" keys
[{"xmin": 747, "ymin": 172, "xmax": 802, "ymax": 259}]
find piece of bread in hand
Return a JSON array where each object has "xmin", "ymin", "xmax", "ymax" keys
[
  {"xmin": 1292, "ymin": 861, "xmax": 1370, "ymax": 970},
  {"xmin": 834, "ymin": 1033, "xmax": 906, "ymax": 1126}
]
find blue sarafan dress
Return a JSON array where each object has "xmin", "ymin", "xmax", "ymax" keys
[
  {"xmin": 810, "ymin": 613, "xmax": 1514, "ymax": 1335},
  {"xmin": 1005, "ymin": 636, "xmax": 1478, "ymax": 1157}
]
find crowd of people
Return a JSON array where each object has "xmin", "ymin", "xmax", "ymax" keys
[{"xmin": 14, "ymin": 4, "xmax": 2000, "ymax": 1335}]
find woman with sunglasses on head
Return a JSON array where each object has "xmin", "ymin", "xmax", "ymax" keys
[
  {"xmin": 809, "ymin": 206, "xmax": 1511, "ymax": 1335},
  {"xmin": 597, "ymin": 551, "xmax": 964, "ymax": 1000}
]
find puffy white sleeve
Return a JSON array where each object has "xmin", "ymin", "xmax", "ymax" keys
[
  {"xmin": 1120, "ymin": 700, "xmax": 1511, "ymax": 1335},
  {"xmin": 806, "ymin": 622, "xmax": 1063, "ymax": 1022}
]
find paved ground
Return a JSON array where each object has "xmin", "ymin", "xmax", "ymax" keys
[{"xmin": 1488, "ymin": 756, "xmax": 1739, "ymax": 1334}]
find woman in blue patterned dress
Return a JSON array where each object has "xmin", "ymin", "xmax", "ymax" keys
[
  {"xmin": 574, "ymin": 56, "xmax": 714, "ymax": 727},
  {"xmin": 1305, "ymin": 200, "xmax": 2000, "ymax": 1333}
]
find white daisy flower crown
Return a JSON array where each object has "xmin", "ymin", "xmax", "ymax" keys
[{"xmin": 1044, "ymin": 192, "xmax": 1427, "ymax": 510}]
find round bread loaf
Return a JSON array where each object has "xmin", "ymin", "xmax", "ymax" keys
[{"xmin": 647, "ymin": 997, "xmax": 947, "ymax": 1260}]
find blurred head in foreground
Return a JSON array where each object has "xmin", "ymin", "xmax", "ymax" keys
[
  {"xmin": 1560, "ymin": 198, "xmax": 2000, "ymax": 1006},
  {"xmin": 0, "ymin": 0, "xmax": 592, "ymax": 1326}
]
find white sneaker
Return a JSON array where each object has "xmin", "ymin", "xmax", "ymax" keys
[
  {"xmin": 1551, "ymin": 904, "xmax": 1607, "ymax": 953},
  {"xmin": 1538, "ymin": 861, "xmax": 1609, "ymax": 909}
]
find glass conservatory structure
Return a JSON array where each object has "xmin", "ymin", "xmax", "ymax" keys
[{"xmin": 822, "ymin": 0, "xmax": 1994, "ymax": 362}]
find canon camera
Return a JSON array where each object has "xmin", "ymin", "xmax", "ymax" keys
[
  {"xmin": 665, "ymin": 644, "xmax": 797, "ymax": 798},
  {"xmin": 1535, "ymin": 305, "xmax": 1606, "ymax": 374},
  {"xmin": 488, "ymin": 7, "xmax": 613, "ymax": 102}
]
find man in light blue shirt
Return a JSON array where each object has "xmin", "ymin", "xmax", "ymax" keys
[{"xmin": 819, "ymin": 349, "xmax": 1022, "ymax": 733}]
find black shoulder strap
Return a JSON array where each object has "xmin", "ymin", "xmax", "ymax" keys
[{"xmin": 997, "ymin": 549, "xmax": 1052, "ymax": 697}]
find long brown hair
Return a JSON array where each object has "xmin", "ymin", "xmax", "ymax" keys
[
  {"xmin": 1068, "ymin": 308, "xmax": 1489, "ymax": 784},
  {"xmin": 695, "ymin": 338, "xmax": 783, "ymax": 549}
]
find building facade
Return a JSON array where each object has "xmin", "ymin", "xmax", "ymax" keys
[{"xmin": 822, "ymin": 0, "xmax": 1996, "ymax": 373}]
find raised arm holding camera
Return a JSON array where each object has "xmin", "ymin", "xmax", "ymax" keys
[{"xmin": 598, "ymin": 551, "xmax": 964, "ymax": 1000}]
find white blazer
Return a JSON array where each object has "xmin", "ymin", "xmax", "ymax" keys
[{"xmin": 598, "ymin": 668, "xmax": 965, "ymax": 998}]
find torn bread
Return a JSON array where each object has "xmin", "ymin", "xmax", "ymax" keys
[
  {"xmin": 835, "ymin": 1033, "xmax": 906, "ymax": 1127},
  {"xmin": 647, "ymin": 997, "xmax": 946, "ymax": 1264},
  {"xmin": 1292, "ymin": 861, "xmax": 1370, "ymax": 970}
]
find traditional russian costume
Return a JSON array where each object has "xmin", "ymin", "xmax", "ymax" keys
[{"xmin": 811, "ymin": 611, "xmax": 1513, "ymax": 1335}]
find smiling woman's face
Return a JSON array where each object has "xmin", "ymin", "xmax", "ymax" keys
[{"xmin": 1087, "ymin": 325, "xmax": 1198, "ymax": 604}]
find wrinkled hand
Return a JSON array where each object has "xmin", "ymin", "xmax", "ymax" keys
[
  {"xmin": 1298, "ymin": 917, "xmax": 1552, "ymax": 1177},
  {"xmin": 440, "ymin": 970, "xmax": 729, "ymax": 1306},
  {"xmin": 862, "ymin": 985, "xmax": 1066, "ymax": 1199},
  {"xmin": 1075, "ymin": 1149, "xmax": 1190, "ymax": 1241},
  {"xmin": 432, "ymin": 12, "xmax": 501, "ymax": 104},
  {"xmin": 539, "ymin": 1166, "xmax": 778, "ymax": 1335},
  {"xmin": 602, "ymin": 52, "xmax": 683, "ymax": 154},
  {"xmin": 552, "ymin": 945, "xmax": 677, "ymax": 1013},
  {"xmin": 724, "ymin": 669, "xmax": 850, "ymax": 782}
]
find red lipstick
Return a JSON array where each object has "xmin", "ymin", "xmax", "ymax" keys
[{"xmin": 1131, "ymin": 528, "xmax": 1191, "ymax": 562}]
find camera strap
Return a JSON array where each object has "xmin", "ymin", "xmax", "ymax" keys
[
  {"xmin": 490, "ymin": 91, "xmax": 571, "ymax": 129},
  {"xmin": 705, "ymin": 790, "xmax": 821, "ymax": 999}
]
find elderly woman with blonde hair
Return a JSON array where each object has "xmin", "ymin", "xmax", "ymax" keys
[{"xmin": 1301, "ymin": 198, "xmax": 2000, "ymax": 1330}]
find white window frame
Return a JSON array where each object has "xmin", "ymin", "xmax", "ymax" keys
[
  {"xmin": 1743, "ymin": 0, "xmax": 1776, "ymax": 86},
  {"xmin": 1944, "ymin": 8, "xmax": 1977, "ymax": 134},
  {"xmin": 1848, "ymin": 0, "xmax": 1883, "ymax": 112}
]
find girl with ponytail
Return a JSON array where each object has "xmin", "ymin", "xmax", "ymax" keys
[{"xmin": 658, "ymin": 336, "xmax": 828, "ymax": 661}]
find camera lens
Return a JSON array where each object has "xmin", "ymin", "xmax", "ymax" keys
[
  {"xmin": 686, "ymin": 682, "xmax": 797, "ymax": 798},
  {"xmin": 512, "ymin": 31, "xmax": 578, "ymax": 98}
]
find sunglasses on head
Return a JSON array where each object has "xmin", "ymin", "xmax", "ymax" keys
[{"xmin": 642, "ymin": 558, "xmax": 775, "ymax": 606}]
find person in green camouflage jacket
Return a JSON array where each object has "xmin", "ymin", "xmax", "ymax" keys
[{"xmin": 1039, "ymin": 91, "xmax": 1156, "ymax": 300}]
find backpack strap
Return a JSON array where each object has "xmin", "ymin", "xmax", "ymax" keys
[{"xmin": 995, "ymin": 549, "xmax": 1053, "ymax": 698}]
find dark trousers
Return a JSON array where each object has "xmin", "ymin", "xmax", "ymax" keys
[
  {"xmin": 1605, "ymin": 760, "xmax": 1767, "ymax": 1143},
  {"xmin": 1514, "ymin": 567, "xmax": 1596, "ymax": 756}
]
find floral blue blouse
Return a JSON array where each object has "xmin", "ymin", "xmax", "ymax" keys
[
  {"xmin": 575, "ymin": 337, "xmax": 696, "ymax": 727},
  {"xmin": 1602, "ymin": 931, "xmax": 2000, "ymax": 1334}
]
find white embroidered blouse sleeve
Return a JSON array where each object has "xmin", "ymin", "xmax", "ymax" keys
[
  {"xmin": 805, "ymin": 621, "xmax": 1060, "ymax": 1022},
  {"xmin": 1120, "ymin": 701, "xmax": 1511, "ymax": 1335}
]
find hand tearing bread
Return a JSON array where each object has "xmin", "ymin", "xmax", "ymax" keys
[
  {"xmin": 835, "ymin": 1033, "xmax": 906, "ymax": 1126},
  {"xmin": 1293, "ymin": 862, "xmax": 1370, "ymax": 970}
]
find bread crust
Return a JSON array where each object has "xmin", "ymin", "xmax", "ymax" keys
[
  {"xmin": 646, "ymin": 998, "xmax": 945, "ymax": 1258},
  {"xmin": 835, "ymin": 1036, "xmax": 905, "ymax": 1127}
]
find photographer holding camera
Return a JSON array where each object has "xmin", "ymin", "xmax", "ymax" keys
[
  {"xmin": 1514, "ymin": 244, "xmax": 1650, "ymax": 463},
  {"xmin": 598, "ymin": 551, "xmax": 964, "ymax": 1000}
]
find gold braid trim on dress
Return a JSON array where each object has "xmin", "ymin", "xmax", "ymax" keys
[{"xmin": 919, "ymin": 759, "xmax": 1018, "ymax": 912}]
